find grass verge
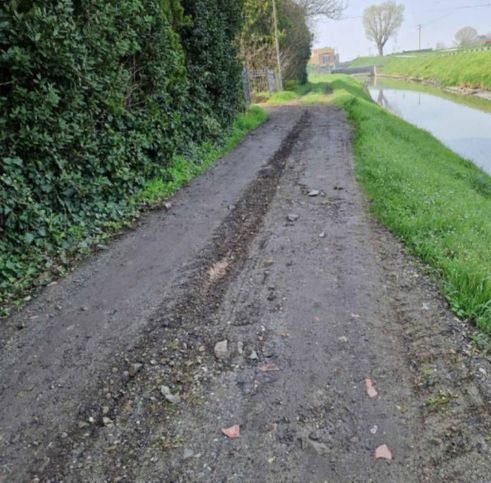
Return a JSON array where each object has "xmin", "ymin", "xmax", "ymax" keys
[
  {"xmin": 0, "ymin": 106, "xmax": 267, "ymax": 317},
  {"xmin": 261, "ymin": 80, "xmax": 330, "ymax": 105},
  {"xmin": 326, "ymin": 74, "xmax": 491, "ymax": 333},
  {"xmin": 348, "ymin": 50, "xmax": 491, "ymax": 90}
]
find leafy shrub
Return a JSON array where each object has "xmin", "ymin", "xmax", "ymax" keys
[{"xmin": 0, "ymin": 0, "xmax": 245, "ymax": 309}]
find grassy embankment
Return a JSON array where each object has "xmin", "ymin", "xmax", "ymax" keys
[
  {"xmin": 0, "ymin": 106, "xmax": 266, "ymax": 316},
  {"xmin": 349, "ymin": 50, "xmax": 491, "ymax": 89},
  {"xmin": 327, "ymin": 75, "xmax": 491, "ymax": 333}
]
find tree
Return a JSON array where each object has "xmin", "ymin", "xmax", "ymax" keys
[
  {"xmin": 363, "ymin": 1, "xmax": 404, "ymax": 56},
  {"xmin": 294, "ymin": 0, "xmax": 346, "ymax": 18},
  {"xmin": 279, "ymin": 0, "xmax": 313, "ymax": 83},
  {"xmin": 455, "ymin": 26, "xmax": 478, "ymax": 47},
  {"xmin": 436, "ymin": 41, "xmax": 445, "ymax": 50},
  {"xmin": 240, "ymin": 0, "xmax": 312, "ymax": 84}
]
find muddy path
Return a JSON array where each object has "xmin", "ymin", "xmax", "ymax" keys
[{"xmin": 1, "ymin": 106, "xmax": 490, "ymax": 482}]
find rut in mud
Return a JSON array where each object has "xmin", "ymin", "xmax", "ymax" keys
[{"xmin": 1, "ymin": 105, "xmax": 490, "ymax": 483}]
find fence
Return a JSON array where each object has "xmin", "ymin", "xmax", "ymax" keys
[{"xmin": 242, "ymin": 69, "xmax": 278, "ymax": 104}]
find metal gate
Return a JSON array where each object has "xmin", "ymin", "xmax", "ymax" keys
[{"xmin": 243, "ymin": 69, "xmax": 278, "ymax": 103}]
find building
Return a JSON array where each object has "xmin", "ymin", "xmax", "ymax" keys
[
  {"xmin": 477, "ymin": 35, "xmax": 491, "ymax": 45},
  {"xmin": 309, "ymin": 47, "xmax": 339, "ymax": 72}
]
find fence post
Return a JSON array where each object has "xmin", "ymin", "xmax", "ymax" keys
[
  {"xmin": 267, "ymin": 70, "xmax": 276, "ymax": 94},
  {"xmin": 242, "ymin": 68, "xmax": 251, "ymax": 105}
]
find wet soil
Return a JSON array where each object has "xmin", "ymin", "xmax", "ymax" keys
[{"xmin": 0, "ymin": 105, "xmax": 490, "ymax": 482}]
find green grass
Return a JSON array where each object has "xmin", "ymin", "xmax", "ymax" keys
[
  {"xmin": 348, "ymin": 55, "xmax": 386, "ymax": 68},
  {"xmin": 0, "ymin": 106, "xmax": 267, "ymax": 317},
  {"xmin": 324, "ymin": 74, "xmax": 491, "ymax": 333},
  {"xmin": 262, "ymin": 79, "xmax": 330, "ymax": 105},
  {"xmin": 348, "ymin": 50, "xmax": 491, "ymax": 89}
]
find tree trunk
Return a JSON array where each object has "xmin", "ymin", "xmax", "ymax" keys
[{"xmin": 377, "ymin": 43, "xmax": 384, "ymax": 56}]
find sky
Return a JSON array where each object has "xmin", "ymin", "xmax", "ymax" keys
[{"xmin": 313, "ymin": 0, "xmax": 491, "ymax": 61}]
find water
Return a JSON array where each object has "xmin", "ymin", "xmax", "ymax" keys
[{"xmin": 366, "ymin": 78, "xmax": 491, "ymax": 176}]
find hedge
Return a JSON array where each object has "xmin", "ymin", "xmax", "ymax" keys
[{"xmin": 0, "ymin": 0, "xmax": 244, "ymax": 309}]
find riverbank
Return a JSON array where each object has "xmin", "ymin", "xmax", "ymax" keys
[
  {"xmin": 368, "ymin": 76, "xmax": 491, "ymax": 114},
  {"xmin": 349, "ymin": 49, "xmax": 491, "ymax": 91},
  {"xmin": 325, "ymin": 74, "xmax": 491, "ymax": 333}
]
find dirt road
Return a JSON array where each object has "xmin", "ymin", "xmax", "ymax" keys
[{"xmin": 1, "ymin": 105, "xmax": 490, "ymax": 482}]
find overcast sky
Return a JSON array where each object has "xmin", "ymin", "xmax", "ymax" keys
[{"xmin": 313, "ymin": 0, "xmax": 491, "ymax": 61}]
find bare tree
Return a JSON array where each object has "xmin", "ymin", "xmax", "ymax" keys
[
  {"xmin": 294, "ymin": 0, "xmax": 347, "ymax": 19},
  {"xmin": 455, "ymin": 26, "xmax": 478, "ymax": 47},
  {"xmin": 363, "ymin": 1, "xmax": 404, "ymax": 56}
]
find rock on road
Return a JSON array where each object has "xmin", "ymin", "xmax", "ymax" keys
[{"xmin": 0, "ymin": 105, "xmax": 490, "ymax": 482}]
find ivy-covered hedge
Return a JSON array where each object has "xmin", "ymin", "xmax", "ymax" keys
[{"xmin": 0, "ymin": 0, "xmax": 244, "ymax": 309}]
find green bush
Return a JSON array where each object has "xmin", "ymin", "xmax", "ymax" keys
[{"xmin": 0, "ymin": 0, "xmax": 245, "ymax": 309}]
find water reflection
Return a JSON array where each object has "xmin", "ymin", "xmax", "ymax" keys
[{"xmin": 367, "ymin": 78, "xmax": 491, "ymax": 176}]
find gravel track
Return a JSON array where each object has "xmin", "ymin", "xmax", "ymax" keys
[{"xmin": 0, "ymin": 105, "xmax": 489, "ymax": 482}]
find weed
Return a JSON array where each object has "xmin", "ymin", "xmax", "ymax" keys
[{"xmin": 426, "ymin": 390, "xmax": 454, "ymax": 409}]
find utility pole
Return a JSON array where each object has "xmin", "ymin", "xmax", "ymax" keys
[
  {"xmin": 418, "ymin": 24, "xmax": 422, "ymax": 50},
  {"xmin": 272, "ymin": 0, "xmax": 283, "ymax": 91}
]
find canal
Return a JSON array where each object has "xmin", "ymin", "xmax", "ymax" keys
[{"xmin": 366, "ymin": 77, "xmax": 491, "ymax": 176}]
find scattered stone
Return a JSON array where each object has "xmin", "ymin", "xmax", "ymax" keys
[
  {"xmin": 259, "ymin": 363, "xmax": 280, "ymax": 373},
  {"xmin": 78, "ymin": 421, "xmax": 90, "ymax": 429},
  {"xmin": 183, "ymin": 448, "xmax": 194, "ymax": 460},
  {"xmin": 365, "ymin": 378, "xmax": 378, "ymax": 398},
  {"xmin": 338, "ymin": 336, "xmax": 348, "ymax": 343},
  {"xmin": 222, "ymin": 424, "xmax": 240, "ymax": 439},
  {"xmin": 128, "ymin": 363, "xmax": 143, "ymax": 377},
  {"xmin": 370, "ymin": 425, "xmax": 378, "ymax": 435},
  {"xmin": 308, "ymin": 190, "xmax": 320, "ymax": 197},
  {"xmin": 88, "ymin": 416, "xmax": 96, "ymax": 424},
  {"xmin": 305, "ymin": 438, "xmax": 329, "ymax": 456},
  {"xmin": 102, "ymin": 417, "xmax": 114, "ymax": 427},
  {"xmin": 375, "ymin": 444, "xmax": 393, "ymax": 461},
  {"xmin": 102, "ymin": 406, "xmax": 110, "ymax": 416},
  {"xmin": 478, "ymin": 368, "xmax": 487, "ymax": 376},
  {"xmin": 237, "ymin": 341, "xmax": 244, "ymax": 355},
  {"xmin": 286, "ymin": 213, "xmax": 299, "ymax": 222},
  {"xmin": 249, "ymin": 351, "xmax": 259, "ymax": 361},
  {"xmin": 214, "ymin": 340, "xmax": 229, "ymax": 359},
  {"xmin": 308, "ymin": 431, "xmax": 321, "ymax": 441},
  {"xmin": 160, "ymin": 385, "xmax": 181, "ymax": 404},
  {"xmin": 164, "ymin": 202, "xmax": 172, "ymax": 210},
  {"xmin": 319, "ymin": 232, "xmax": 326, "ymax": 238}
]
